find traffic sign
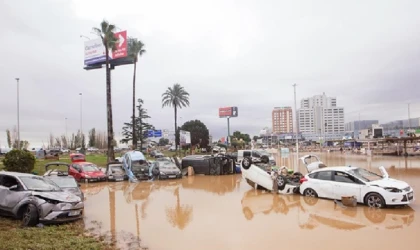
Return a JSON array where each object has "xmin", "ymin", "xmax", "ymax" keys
[
  {"xmin": 147, "ymin": 130, "xmax": 154, "ymax": 138},
  {"xmin": 112, "ymin": 30, "xmax": 127, "ymax": 59},
  {"xmin": 153, "ymin": 130, "xmax": 162, "ymax": 137}
]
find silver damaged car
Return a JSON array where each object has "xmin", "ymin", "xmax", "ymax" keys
[{"xmin": 0, "ymin": 171, "xmax": 84, "ymax": 226}]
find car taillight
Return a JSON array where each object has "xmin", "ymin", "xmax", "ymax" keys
[{"xmin": 300, "ymin": 177, "xmax": 308, "ymax": 184}]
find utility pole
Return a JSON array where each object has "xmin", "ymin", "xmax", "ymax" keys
[
  {"xmin": 227, "ymin": 117, "xmax": 230, "ymax": 147},
  {"xmin": 15, "ymin": 78, "xmax": 20, "ymax": 149},
  {"xmin": 293, "ymin": 84, "xmax": 299, "ymax": 172},
  {"xmin": 79, "ymin": 93, "xmax": 83, "ymax": 135},
  {"xmin": 408, "ymin": 103, "xmax": 411, "ymax": 129},
  {"xmin": 65, "ymin": 117, "xmax": 68, "ymax": 139}
]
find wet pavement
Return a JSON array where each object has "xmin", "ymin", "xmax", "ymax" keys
[{"xmin": 81, "ymin": 153, "xmax": 420, "ymax": 250}]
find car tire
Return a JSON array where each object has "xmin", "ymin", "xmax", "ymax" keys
[
  {"xmin": 242, "ymin": 157, "xmax": 252, "ymax": 170},
  {"xmin": 303, "ymin": 188, "xmax": 318, "ymax": 198},
  {"xmin": 276, "ymin": 175, "xmax": 287, "ymax": 190},
  {"xmin": 364, "ymin": 193, "xmax": 386, "ymax": 208},
  {"xmin": 22, "ymin": 204, "xmax": 39, "ymax": 227},
  {"xmin": 261, "ymin": 155, "xmax": 269, "ymax": 164}
]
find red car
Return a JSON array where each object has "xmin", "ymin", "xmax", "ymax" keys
[{"xmin": 69, "ymin": 162, "xmax": 107, "ymax": 182}]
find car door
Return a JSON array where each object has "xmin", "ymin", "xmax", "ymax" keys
[
  {"xmin": 70, "ymin": 164, "xmax": 82, "ymax": 180},
  {"xmin": 332, "ymin": 171, "xmax": 363, "ymax": 201},
  {"xmin": 310, "ymin": 171, "xmax": 334, "ymax": 198},
  {"xmin": 0, "ymin": 175, "xmax": 26, "ymax": 211}
]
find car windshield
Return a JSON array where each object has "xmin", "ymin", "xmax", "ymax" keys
[
  {"xmin": 20, "ymin": 176, "xmax": 61, "ymax": 191},
  {"xmin": 160, "ymin": 162, "xmax": 178, "ymax": 169},
  {"xmin": 132, "ymin": 161, "xmax": 148, "ymax": 170},
  {"xmin": 82, "ymin": 164, "xmax": 98, "ymax": 172},
  {"xmin": 110, "ymin": 166, "xmax": 124, "ymax": 173},
  {"xmin": 46, "ymin": 177, "xmax": 78, "ymax": 188},
  {"xmin": 349, "ymin": 168, "xmax": 383, "ymax": 182}
]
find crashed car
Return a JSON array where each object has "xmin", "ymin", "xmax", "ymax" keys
[
  {"xmin": 43, "ymin": 162, "xmax": 84, "ymax": 200},
  {"xmin": 105, "ymin": 161, "xmax": 126, "ymax": 182},
  {"xmin": 122, "ymin": 151, "xmax": 150, "ymax": 180},
  {"xmin": 241, "ymin": 156, "xmax": 302, "ymax": 194},
  {"xmin": 300, "ymin": 158, "xmax": 415, "ymax": 208},
  {"xmin": 149, "ymin": 158, "xmax": 182, "ymax": 179},
  {"xmin": 181, "ymin": 155, "xmax": 235, "ymax": 175},
  {"xmin": 69, "ymin": 162, "xmax": 107, "ymax": 182},
  {"xmin": 0, "ymin": 171, "xmax": 83, "ymax": 226}
]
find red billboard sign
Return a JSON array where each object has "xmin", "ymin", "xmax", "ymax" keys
[
  {"xmin": 113, "ymin": 30, "xmax": 127, "ymax": 59},
  {"xmin": 219, "ymin": 107, "xmax": 238, "ymax": 118}
]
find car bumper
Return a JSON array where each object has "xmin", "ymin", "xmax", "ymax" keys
[
  {"xmin": 385, "ymin": 191, "xmax": 415, "ymax": 205},
  {"xmin": 83, "ymin": 177, "xmax": 107, "ymax": 182},
  {"xmin": 107, "ymin": 175, "xmax": 125, "ymax": 182},
  {"xmin": 39, "ymin": 201, "xmax": 84, "ymax": 224},
  {"xmin": 134, "ymin": 173, "xmax": 149, "ymax": 180},
  {"xmin": 159, "ymin": 173, "xmax": 182, "ymax": 179}
]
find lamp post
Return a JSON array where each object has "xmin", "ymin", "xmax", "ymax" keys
[
  {"xmin": 293, "ymin": 84, "xmax": 299, "ymax": 172},
  {"xmin": 79, "ymin": 93, "xmax": 83, "ymax": 135},
  {"xmin": 15, "ymin": 78, "xmax": 20, "ymax": 149},
  {"xmin": 65, "ymin": 117, "xmax": 68, "ymax": 139}
]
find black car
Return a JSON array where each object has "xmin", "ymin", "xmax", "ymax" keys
[{"xmin": 181, "ymin": 155, "xmax": 235, "ymax": 175}]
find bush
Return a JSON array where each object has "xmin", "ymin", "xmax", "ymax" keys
[{"xmin": 2, "ymin": 149, "xmax": 35, "ymax": 173}]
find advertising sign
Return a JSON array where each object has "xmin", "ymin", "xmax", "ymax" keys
[
  {"xmin": 180, "ymin": 130, "xmax": 191, "ymax": 146},
  {"xmin": 218, "ymin": 107, "xmax": 238, "ymax": 118},
  {"xmin": 84, "ymin": 30, "xmax": 128, "ymax": 66}
]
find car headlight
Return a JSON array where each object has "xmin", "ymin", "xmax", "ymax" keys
[
  {"xmin": 84, "ymin": 175, "xmax": 91, "ymax": 178},
  {"xmin": 160, "ymin": 172, "xmax": 166, "ymax": 175},
  {"xmin": 384, "ymin": 187, "xmax": 402, "ymax": 193},
  {"xmin": 108, "ymin": 175, "xmax": 114, "ymax": 179}
]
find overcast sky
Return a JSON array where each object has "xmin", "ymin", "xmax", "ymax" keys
[{"xmin": 1, "ymin": 0, "xmax": 420, "ymax": 147}]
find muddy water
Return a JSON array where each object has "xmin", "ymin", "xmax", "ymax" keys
[{"xmin": 82, "ymin": 153, "xmax": 420, "ymax": 250}]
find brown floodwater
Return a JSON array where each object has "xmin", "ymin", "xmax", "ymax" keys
[{"xmin": 82, "ymin": 153, "xmax": 420, "ymax": 250}]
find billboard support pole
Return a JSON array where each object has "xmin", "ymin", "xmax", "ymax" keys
[{"xmin": 227, "ymin": 117, "xmax": 230, "ymax": 147}]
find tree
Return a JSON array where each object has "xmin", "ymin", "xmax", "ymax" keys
[
  {"xmin": 121, "ymin": 98, "xmax": 154, "ymax": 149},
  {"xmin": 233, "ymin": 131, "xmax": 251, "ymax": 143},
  {"xmin": 54, "ymin": 137, "xmax": 61, "ymax": 147},
  {"xmin": 61, "ymin": 135, "xmax": 68, "ymax": 148},
  {"xmin": 162, "ymin": 83, "xmax": 190, "ymax": 151},
  {"xmin": 6, "ymin": 129, "xmax": 11, "ymax": 148},
  {"xmin": 159, "ymin": 138, "xmax": 169, "ymax": 146},
  {"xmin": 88, "ymin": 128, "xmax": 96, "ymax": 147},
  {"xmin": 128, "ymin": 37, "xmax": 146, "ymax": 149},
  {"xmin": 253, "ymin": 135, "xmax": 259, "ymax": 141},
  {"xmin": 93, "ymin": 20, "xmax": 118, "ymax": 162},
  {"xmin": 180, "ymin": 120, "xmax": 209, "ymax": 148},
  {"xmin": 2, "ymin": 149, "xmax": 35, "ymax": 173}
]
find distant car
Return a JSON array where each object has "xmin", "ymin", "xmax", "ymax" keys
[
  {"xmin": 43, "ymin": 162, "xmax": 84, "ymax": 200},
  {"xmin": 0, "ymin": 171, "xmax": 83, "ymax": 226},
  {"xmin": 70, "ymin": 153, "xmax": 86, "ymax": 163},
  {"xmin": 69, "ymin": 162, "xmax": 106, "ymax": 182},
  {"xmin": 48, "ymin": 149, "xmax": 62, "ymax": 155},
  {"xmin": 60, "ymin": 148, "xmax": 70, "ymax": 153},
  {"xmin": 0, "ymin": 147, "xmax": 12, "ymax": 155},
  {"xmin": 149, "ymin": 158, "xmax": 182, "ymax": 179},
  {"xmin": 169, "ymin": 146, "xmax": 176, "ymax": 152},
  {"xmin": 87, "ymin": 147, "xmax": 99, "ymax": 152},
  {"xmin": 300, "ymin": 163, "xmax": 415, "ymax": 208},
  {"xmin": 105, "ymin": 162, "xmax": 126, "ymax": 182},
  {"xmin": 150, "ymin": 150, "xmax": 164, "ymax": 158}
]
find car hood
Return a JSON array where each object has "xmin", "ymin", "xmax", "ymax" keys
[
  {"xmin": 61, "ymin": 187, "xmax": 81, "ymax": 194},
  {"xmin": 160, "ymin": 167, "xmax": 180, "ymax": 173},
  {"xmin": 33, "ymin": 191, "xmax": 81, "ymax": 203},
  {"xmin": 369, "ymin": 178, "xmax": 410, "ymax": 189}
]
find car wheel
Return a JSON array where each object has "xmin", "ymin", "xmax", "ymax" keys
[
  {"xmin": 22, "ymin": 204, "xmax": 39, "ymax": 227},
  {"xmin": 365, "ymin": 193, "xmax": 386, "ymax": 208},
  {"xmin": 303, "ymin": 188, "xmax": 318, "ymax": 197},
  {"xmin": 242, "ymin": 157, "xmax": 252, "ymax": 170},
  {"xmin": 277, "ymin": 175, "xmax": 287, "ymax": 190}
]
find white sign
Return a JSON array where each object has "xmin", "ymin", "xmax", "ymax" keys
[
  {"xmin": 285, "ymin": 136, "xmax": 292, "ymax": 140},
  {"xmin": 84, "ymin": 38, "xmax": 106, "ymax": 65},
  {"xmin": 180, "ymin": 130, "xmax": 191, "ymax": 145}
]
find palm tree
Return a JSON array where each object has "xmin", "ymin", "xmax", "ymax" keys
[
  {"xmin": 92, "ymin": 20, "xmax": 118, "ymax": 162},
  {"xmin": 162, "ymin": 83, "xmax": 190, "ymax": 150},
  {"xmin": 128, "ymin": 38, "xmax": 146, "ymax": 149}
]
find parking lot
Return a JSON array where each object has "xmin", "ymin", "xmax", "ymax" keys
[{"xmin": 81, "ymin": 153, "xmax": 420, "ymax": 250}]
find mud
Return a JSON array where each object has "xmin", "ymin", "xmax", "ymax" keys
[{"xmin": 82, "ymin": 153, "xmax": 419, "ymax": 250}]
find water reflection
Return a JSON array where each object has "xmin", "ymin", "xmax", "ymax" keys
[
  {"xmin": 241, "ymin": 190, "xmax": 415, "ymax": 230},
  {"xmin": 165, "ymin": 187, "xmax": 193, "ymax": 230}
]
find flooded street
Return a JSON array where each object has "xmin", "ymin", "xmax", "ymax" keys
[{"xmin": 82, "ymin": 153, "xmax": 420, "ymax": 250}]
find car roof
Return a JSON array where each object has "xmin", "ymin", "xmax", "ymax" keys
[
  {"xmin": 311, "ymin": 166, "xmax": 358, "ymax": 173},
  {"xmin": 0, "ymin": 171, "xmax": 38, "ymax": 178},
  {"xmin": 125, "ymin": 151, "xmax": 146, "ymax": 160}
]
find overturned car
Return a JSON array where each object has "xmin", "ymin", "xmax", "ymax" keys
[
  {"xmin": 0, "ymin": 171, "xmax": 84, "ymax": 226},
  {"xmin": 181, "ymin": 155, "xmax": 235, "ymax": 175}
]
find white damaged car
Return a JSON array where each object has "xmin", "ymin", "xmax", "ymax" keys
[{"xmin": 300, "ymin": 165, "xmax": 415, "ymax": 208}]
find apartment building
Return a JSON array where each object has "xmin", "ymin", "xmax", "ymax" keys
[{"xmin": 272, "ymin": 107, "xmax": 293, "ymax": 134}]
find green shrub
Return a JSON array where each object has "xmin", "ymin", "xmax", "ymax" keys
[{"xmin": 2, "ymin": 149, "xmax": 35, "ymax": 173}]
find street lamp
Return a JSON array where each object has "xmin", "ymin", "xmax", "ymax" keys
[
  {"xmin": 15, "ymin": 78, "xmax": 20, "ymax": 149},
  {"xmin": 65, "ymin": 117, "xmax": 68, "ymax": 139},
  {"xmin": 79, "ymin": 93, "xmax": 83, "ymax": 135}
]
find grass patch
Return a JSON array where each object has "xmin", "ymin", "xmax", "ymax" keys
[{"xmin": 0, "ymin": 217, "xmax": 114, "ymax": 250}]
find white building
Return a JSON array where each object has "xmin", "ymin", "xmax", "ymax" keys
[{"xmin": 298, "ymin": 93, "xmax": 345, "ymax": 142}]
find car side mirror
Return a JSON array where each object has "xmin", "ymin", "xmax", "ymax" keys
[{"xmin": 9, "ymin": 185, "xmax": 18, "ymax": 191}]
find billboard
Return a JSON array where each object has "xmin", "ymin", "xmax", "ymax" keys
[
  {"xmin": 180, "ymin": 130, "xmax": 191, "ymax": 146},
  {"xmin": 218, "ymin": 106, "xmax": 238, "ymax": 118},
  {"xmin": 84, "ymin": 30, "xmax": 128, "ymax": 66}
]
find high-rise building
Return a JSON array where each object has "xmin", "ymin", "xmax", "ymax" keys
[
  {"xmin": 272, "ymin": 107, "xmax": 293, "ymax": 134},
  {"xmin": 298, "ymin": 93, "xmax": 345, "ymax": 141}
]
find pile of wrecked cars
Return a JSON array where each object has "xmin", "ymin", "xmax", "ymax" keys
[{"xmin": 241, "ymin": 154, "xmax": 415, "ymax": 208}]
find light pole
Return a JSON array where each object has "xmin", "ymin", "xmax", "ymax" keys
[
  {"xmin": 293, "ymin": 84, "xmax": 299, "ymax": 172},
  {"xmin": 79, "ymin": 93, "xmax": 83, "ymax": 135},
  {"xmin": 15, "ymin": 78, "xmax": 20, "ymax": 149},
  {"xmin": 65, "ymin": 117, "xmax": 68, "ymax": 139},
  {"xmin": 408, "ymin": 103, "xmax": 411, "ymax": 129}
]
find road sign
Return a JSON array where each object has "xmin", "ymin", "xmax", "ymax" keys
[
  {"xmin": 218, "ymin": 107, "xmax": 239, "ymax": 118},
  {"xmin": 147, "ymin": 130, "xmax": 154, "ymax": 138},
  {"xmin": 153, "ymin": 130, "xmax": 162, "ymax": 137}
]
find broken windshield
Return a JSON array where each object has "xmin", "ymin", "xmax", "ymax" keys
[{"xmin": 20, "ymin": 176, "xmax": 61, "ymax": 191}]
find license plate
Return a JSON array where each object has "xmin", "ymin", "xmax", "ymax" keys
[
  {"xmin": 168, "ymin": 175, "xmax": 176, "ymax": 178},
  {"xmin": 68, "ymin": 210, "xmax": 81, "ymax": 216},
  {"xmin": 116, "ymin": 178, "xmax": 123, "ymax": 181},
  {"xmin": 408, "ymin": 192, "xmax": 414, "ymax": 200}
]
